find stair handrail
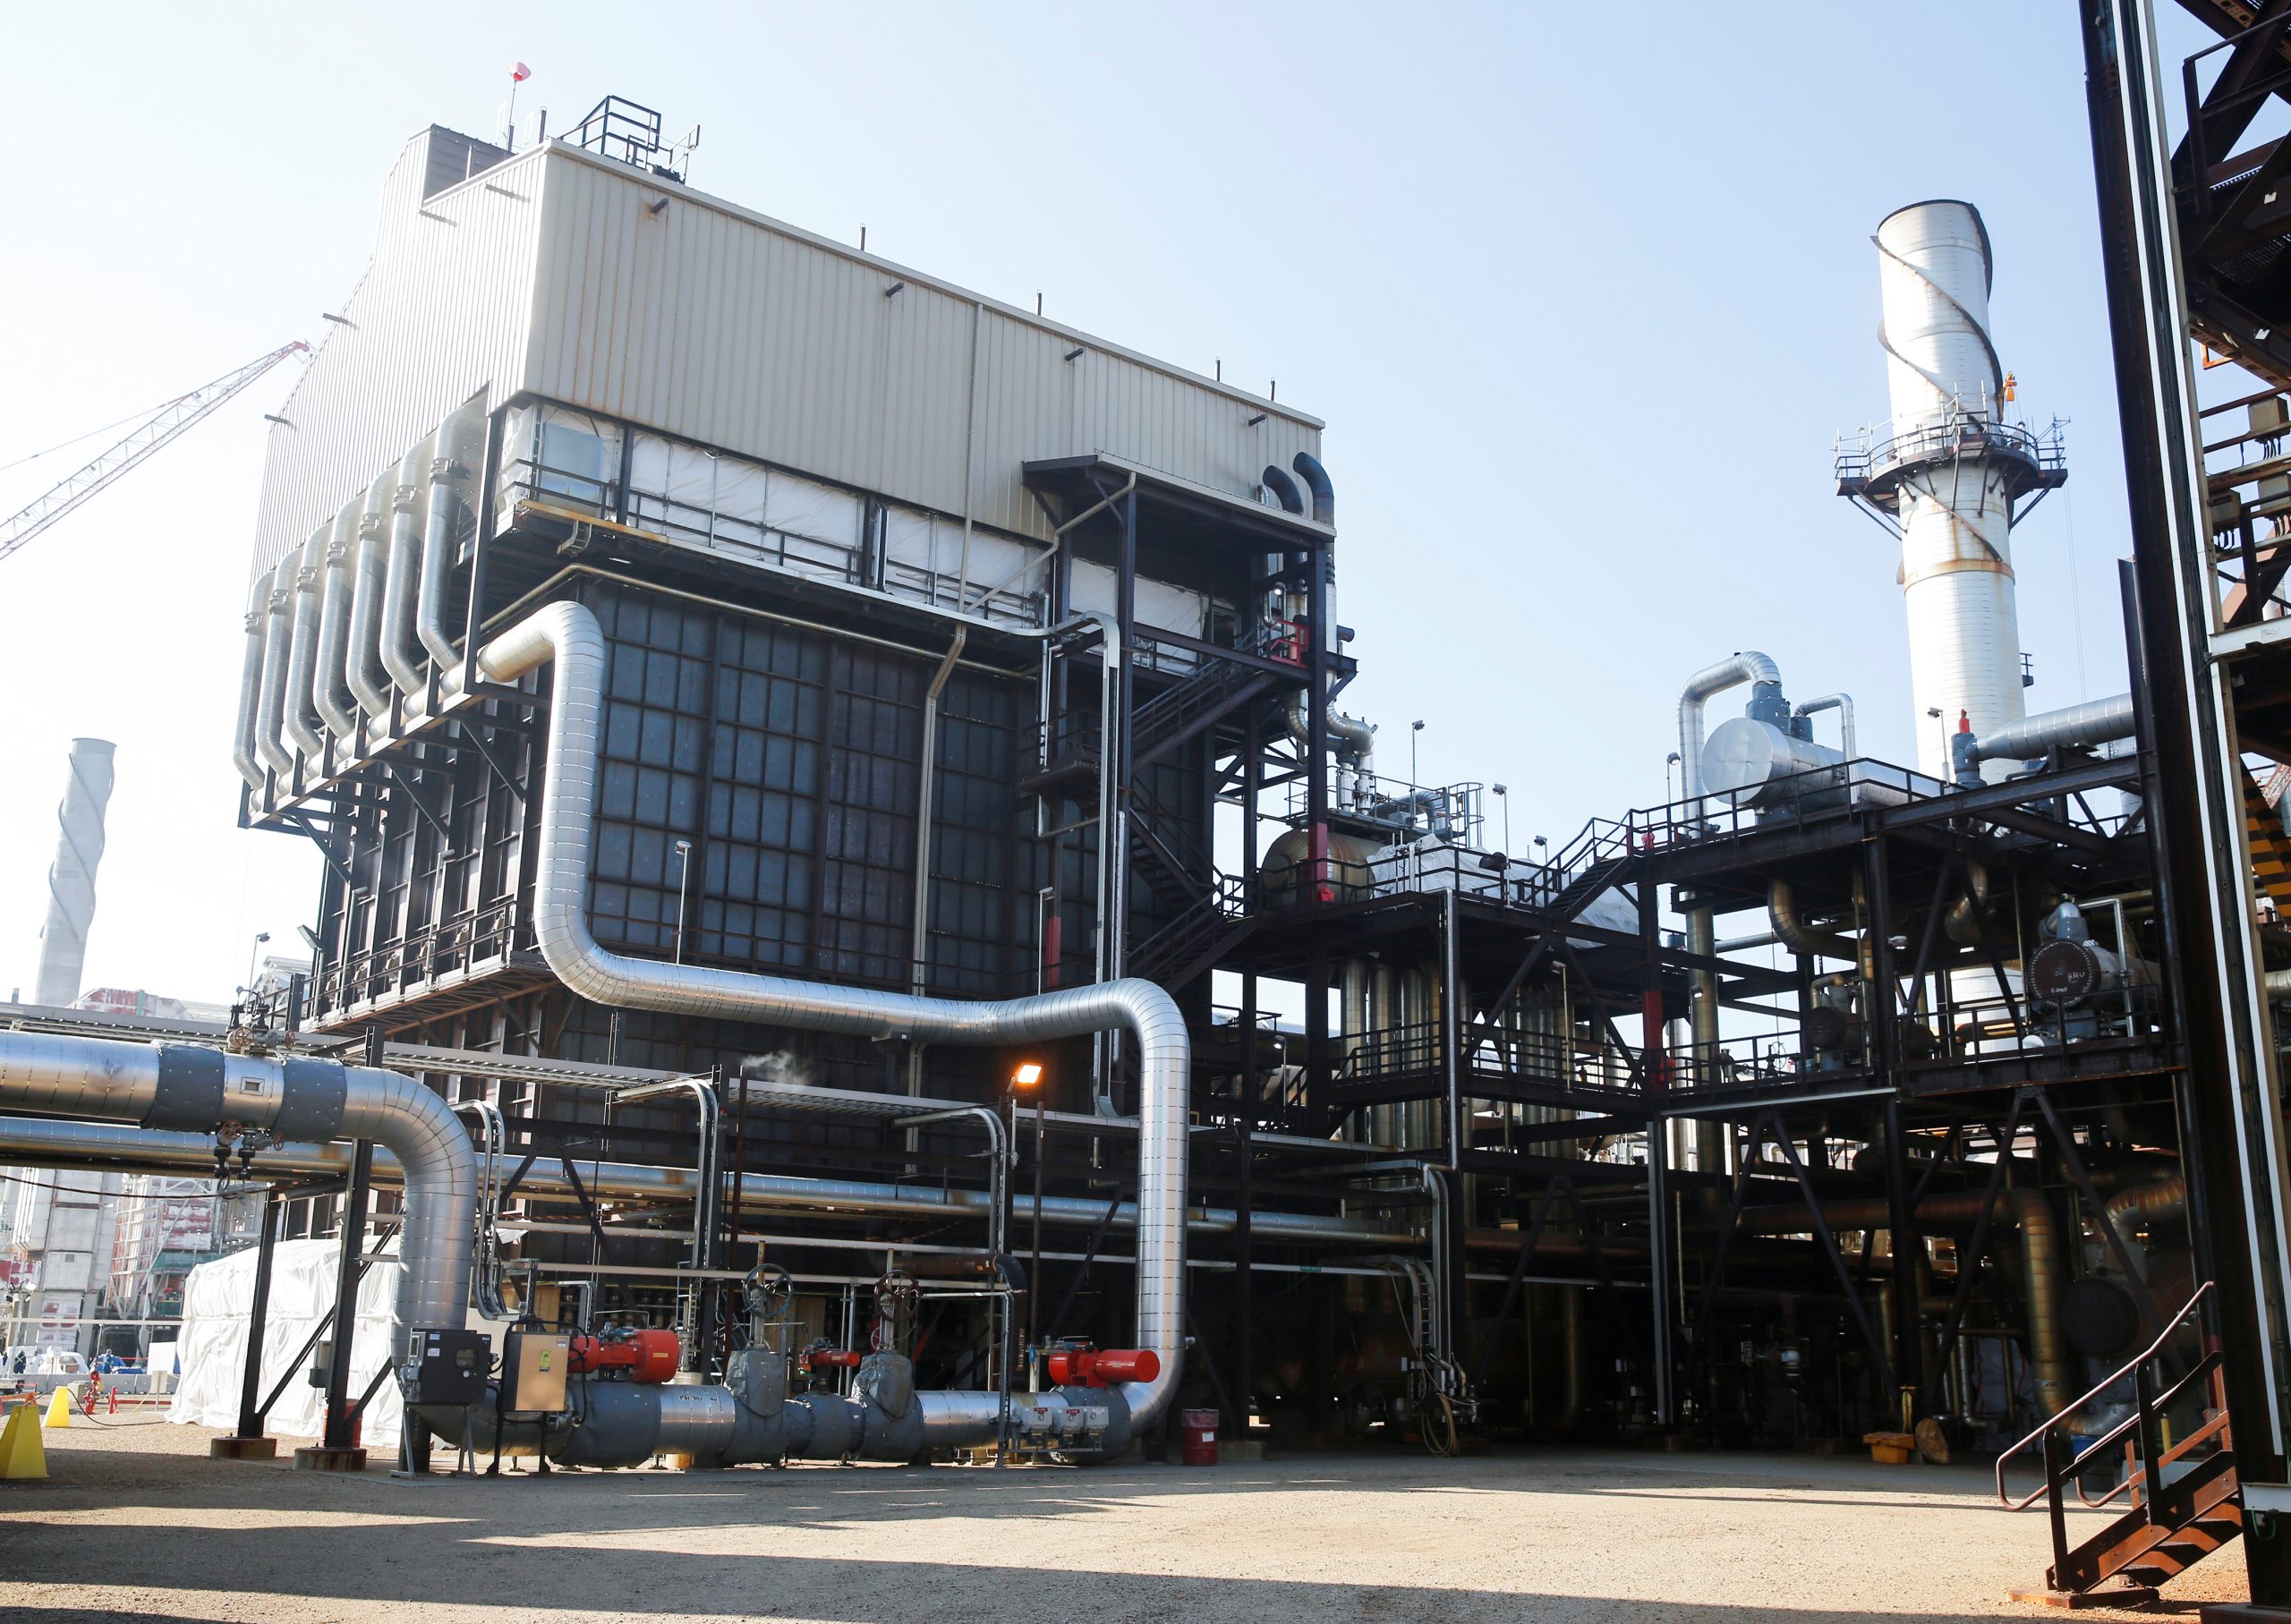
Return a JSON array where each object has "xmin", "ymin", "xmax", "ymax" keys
[{"xmin": 1996, "ymin": 1280, "xmax": 2215, "ymax": 1509}]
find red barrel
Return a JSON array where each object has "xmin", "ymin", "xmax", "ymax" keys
[{"xmin": 1180, "ymin": 1407, "xmax": 1219, "ymax": 1467}]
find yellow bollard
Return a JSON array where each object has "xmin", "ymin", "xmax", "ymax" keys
[
  {"xmin": 42, "ymin": 1386, "xmax": 72, "ymax": 1429},
  {"xmin": 0, "ymin": 1403, "xmax": 47, "ymax": 1478}
]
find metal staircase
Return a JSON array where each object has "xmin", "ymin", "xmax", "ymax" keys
[
  {"xmin": 1998, "ymin": 1283, "xmax": 2241, "ymax": 1608},
  {"xmin": 1129, "ymin": 657, "xmax": 1283, "ymax": 770},
  {"xmin": 1128, "ymin": 872, "xmax": 1253, "ymax": 990},
  {"xmin": 1530, "ymin": 818, "xmax": 1639, "ymax": 923}
]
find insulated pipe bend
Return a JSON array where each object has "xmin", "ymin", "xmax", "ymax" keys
[
  {"xmin": 419, "ymin": 408, "xmax": 485, "ymax": 674},
  {"xmin": 0, "ymin": 1030, "xmax": 473, "ymax": 1359},
  {"xmin": 232, "ymin": 569, "xmax": 276, "ymax": 789},
  {"xmin": 282, "ymin": 530, "xmax": 328, "ymax": 762},
  {"xmin": 254, "ymin": 568, "xmax": 296, "ymax": 775},
  {"xmin": 1679, "ymin": 652, "xmax": 1784, "ymax": 802},
  {"xmin": 1767, "ymin": 879, "xmax": 1857, "ymax": 963},
  {"xmin": 1793, "ymin": 693, "xmax": 1856, "ymax": 761},
  {"xmin": 1741, "ymin": 1183, "xmax": 2069, "ymax": 1416},
  {"xmin": 380, "ymin": 444, "xmax": 430, "ymax": 694},
  {"xmin": 312, "ymin": 497, "xmax": 368, "ymax": 741},
  {"xmin": 475, "ymin": 600, "xmax": 1189, "ymax": 1432}
]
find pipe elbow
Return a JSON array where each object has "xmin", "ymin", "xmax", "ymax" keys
[
  {"xmin": 1260, "ymin": 464, "xmax": 1304, "ymax": 515},
  {"xmin": 1291, "ymin": 452, "xmax": 1333, "ymax": 525}
]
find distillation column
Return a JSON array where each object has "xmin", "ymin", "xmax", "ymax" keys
[{"xmin": 1857, "ymin": 200, "xmax": 2064, "ymax": 780}]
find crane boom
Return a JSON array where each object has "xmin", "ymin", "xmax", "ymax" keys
[{"xmin": 0, "ymin": 339, "xmax": 309, "ymax": 565}]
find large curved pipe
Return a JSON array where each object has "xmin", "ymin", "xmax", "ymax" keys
[
  {"xmin": 311, "ymin": 497, "xmax": 366, "ymax": 741},
  {"xmin": 281, "ymin": 529, "xmax": 328, "ymax": 762},
  {"xmin": 254, "ymin": 565, "xmax": 297, "ymax": 776},
  {"xmin": 345, "ymin": 457, "xmax": 404, "ymax": 719},
  {"xmin": 1679, "ymin": 651, "xmax": 1784, "ymax": 802},
  {"xmin": 418, "ymin": 408, "xmax": 485, "ymax": 673},
  {"xmin": 1743, "ymin": 1184, "xmax": 2068, "ymax": 1416},
  {"xmin": 1793, "ymin": 693, "xmax": 1856, "ymax": 761},
  {"xmin": 472, "ymin": 600, "xmax": 1190, "ymax": 1432},
  {"xmin": 232, "ymin": 569, "xmax": 276, "ymax": 789},
  {"xmin": 0, "ymin": 1031, "xmax": 473, "ymax": 1357},
  {"xmin": 1261, "ymin": 464, "xmax": 1305, "ymax": 515},
  {"xmin": 1768, "ymin": 879, "xmax": 1858, "ymax": 963},
  {"xmin": 380, "ymin": 440, "xmax": 430, "ymax": 694},
  {"xmin": 1292, "ymin": 451, "xmax": 1334, "ymax": 526}
]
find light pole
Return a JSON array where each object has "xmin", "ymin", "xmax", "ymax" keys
[
  {"xmin": 1009, "ymin": 1062, "xmax": 1044, "ymax": 1363},
  {"xmin": 1410, "ymin": 720, "xmax": 1425, "ymax": 786},
  {"xmin": 243, "ymin": 931, "xmax": 269, "ymax": 993},
  {"xmin": 1491, "ymin": 783, "xmax": 1511, "ymax": 854},
  {"xmin": 1665, "ymin": 751, "xmax": 1682, "ymax": 806},
  {"xmin": 673, "ymin": 839, "xmax": 694, "ymax": 963},
  {"xmin": 1926, "ymin": 707, "xmax": 1945, "ymax": 778}
]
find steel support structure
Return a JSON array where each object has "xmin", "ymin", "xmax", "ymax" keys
[{"xmin": 2085, "ymin": 0, "xmax": 2291, "ymax": 1598}]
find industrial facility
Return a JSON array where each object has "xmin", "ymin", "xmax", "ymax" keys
[{"xmin": 17, "ymin": 4, "xmax": 2291, "ymax": 1615}]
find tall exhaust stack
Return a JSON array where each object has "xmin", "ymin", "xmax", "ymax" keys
[
  {"xmin": 33, "ymin": 737, "xmax": 116, "ymax": 1008},
  {"xmin": 1837, "ymin": 200, "xmax": 2065, "ymax": 781}
]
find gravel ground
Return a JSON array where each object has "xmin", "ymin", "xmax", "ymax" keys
[{"xmin": 0, "ymin": 1417, "xmax": 2250, "ymax": 1622}]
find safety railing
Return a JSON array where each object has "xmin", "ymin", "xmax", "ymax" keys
[{"xmin": 1997, "ymin": 1281, "xmax": 2218, "ymax": 1511}]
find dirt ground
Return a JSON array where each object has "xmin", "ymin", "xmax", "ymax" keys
[{"xmin": 0, "ymin": 1416, "xmax": 2252, "ymax": 1622}]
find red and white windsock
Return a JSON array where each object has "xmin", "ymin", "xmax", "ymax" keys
[{"xmin": 510, "ymin": 61, "xmax": 531, "ymax": 82}]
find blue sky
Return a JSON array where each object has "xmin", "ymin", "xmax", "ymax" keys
[{"xmin": 0, "ymin": 2, "xmax": 2238, "ymax": 1002}]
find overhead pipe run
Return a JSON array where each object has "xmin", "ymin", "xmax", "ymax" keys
[
  {"xmin": 1952, "ymin": 692, "xmax": 2135, "ymax": 784},
  {"xmin": 345, "ymin": 458, "xmax": 402, "ymax": 719},
  {"xmin": 0, "ymin": 1113, "xmax": 1410, "ymax": 1246},
  {"xmin": 0, "ymin": 1030, "xmax": 474, "ymax": 1360}
]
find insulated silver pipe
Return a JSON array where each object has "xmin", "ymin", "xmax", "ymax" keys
[
  {"xmin": 33, "ymin": 740, "xmax": 116, "ymax": 1010},
  {"xmin": 472, "ymin": 599, "xmax": 1190, "ymax": 1429},
  {"xmin": 255, "ymin": 567, "xmax": 297, "ymax": 776},
  {"xmin": 419, "ymin": 407, "xmax": 485, "ymax": 673},
  {"xmin": 1965, "ymin": 692, "xmax": 2135, "ymax": 767},
  {"xmin": 380, "ymin": 440, "xmax": 430, "ymax": 694},
  {"xmin": 1678, "ymin": 651, "xmax": 1783, "ymax": 802},
  {"xmin": 232, "ymin": 571, "xmax": 275, "ymax": 790},
  {"xmin": 312, "ymin": 497, "xmax": 366, "ymax": 741},
  {"xmin": 1793, "ymin": 692, "xmax": 1856, "ymax": 761},
  {"xmin": 0, "ymin": 1032, "xmax": 473, "ymax": 1356},
  {"xmin": 0, "ymin": 1116, "xmax": 1403, "ymax": 1244},
  {"xmin": 345, "ymin": 456, "xmax": 406, "ymax": 719},
  {"xmin": 282, "ymin": 529, "xmax": 328, "ymax": 762}
]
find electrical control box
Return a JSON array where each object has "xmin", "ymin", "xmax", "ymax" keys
[
  {"xmin": 411, "ymin": 1327, "xmax": 491, "ymax": 1407},
  {"xmin": 501, "ymin": 1329, "xmax": 571, "ymax": 1415}
]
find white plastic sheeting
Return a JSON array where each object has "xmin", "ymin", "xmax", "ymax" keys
[
  {"xmin": 168, "ymin": 1237, "xmax": 408, "ymax": 1447},
  {"xmin": 1069, "ymin": 558, "xmax": 1207, "ymax": 641}
]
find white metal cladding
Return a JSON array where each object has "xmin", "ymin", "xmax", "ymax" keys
[
  {"xmin": 255, "ymin": 132, "xmax": 1324, "ymax": 582},
  {"xmin": 521, "ymin": 145, "xmax": 1321, "ymax": 543},
  {"xmin": 248, "ymin": 131, "xmax": 550, "ymax": 578}
]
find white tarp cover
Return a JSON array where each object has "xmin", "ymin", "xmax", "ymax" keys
[
  {"xmin": 1069, "ymin": 558, "xmax": 1209, "ymax": 641},
  {"xmin": 168, "ymin": 1237, "xmax": 407, "ymax": 1446}
]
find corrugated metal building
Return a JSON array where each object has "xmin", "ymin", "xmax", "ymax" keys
[
  {"xmin": 251, "ymin": 124, "xmax": 1321, "ymax": 579},
  {"xmin": 234, "ymin": 108, "xmax": 1336, "ymax": 1155}
]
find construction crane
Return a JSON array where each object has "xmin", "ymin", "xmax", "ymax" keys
[{"xmin": 0, "ymin": 339, "xmax": 309, "ymax": 565}]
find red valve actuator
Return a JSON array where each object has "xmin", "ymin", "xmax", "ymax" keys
[
  {"xmin": 806, "ymin": 1348, "xmax": 864, "ymax": 1370},
  {"xmin": 568, "ymin": 1329, "xmax": 682, "ymax": 1383},
  {"xmin": 1043, "ymin": 1347, "xmax": 1161, "ymax": 1388}
]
